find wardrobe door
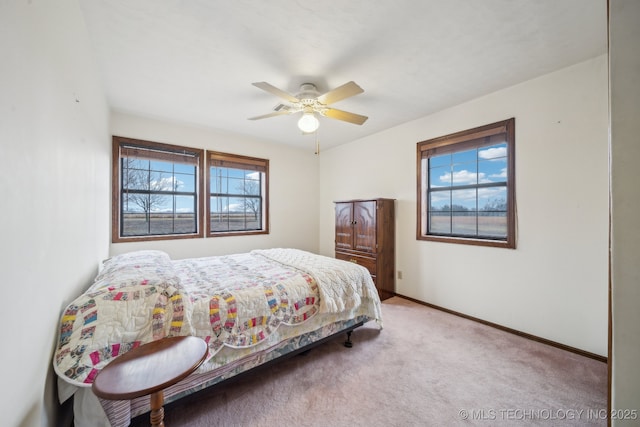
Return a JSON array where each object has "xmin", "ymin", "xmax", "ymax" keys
[
  {"xmin": 353, "ymin": 200, "xmax": 377, "ymax": 253},
  {"xmin": 335, "ymin": 202, "xmax": 354, "ymax": 251}
]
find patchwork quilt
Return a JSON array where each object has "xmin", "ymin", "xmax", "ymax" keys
[{"xmin": 53, "ymin": 248, "xmax": 381, "ymax": 387}]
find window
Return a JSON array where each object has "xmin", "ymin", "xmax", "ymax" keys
[
  {"xmin": 207, "ymin": 151, "xmax": 269, "ymax": 236},
  {"xmin": 112, "ymin": 136, "xmax": 204, "ymax": 243},
  {"xmin": 417, "ymin": 118, "xmax": 516, "ymax": 248}
]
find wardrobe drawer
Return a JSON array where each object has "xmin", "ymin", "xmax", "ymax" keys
[{"xmin": 335, "ymin": 252, "xmax": 377, "ymax": 275}]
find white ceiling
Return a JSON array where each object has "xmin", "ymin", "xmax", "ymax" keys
[{"xmin": 79, "ymin": 0, "xmax": 607, "ymax": 151}]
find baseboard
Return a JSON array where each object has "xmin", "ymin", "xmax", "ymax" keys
[{"xmin": 395, "ymin": 294, "xmax": 607, "ymax": 363}]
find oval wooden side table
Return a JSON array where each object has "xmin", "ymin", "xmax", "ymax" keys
[{"xmin": 92, "ymin": 336, "xmax": 208, "ymax": 427}]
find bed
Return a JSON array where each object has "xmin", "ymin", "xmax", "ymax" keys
[{"xmin": 53, "ymin": 248, "xmax": 382, "ymax": 427}]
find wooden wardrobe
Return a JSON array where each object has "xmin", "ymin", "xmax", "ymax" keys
[{"xmin": 334, "ymin": 198, "xmax": 395, "ymax": 300}]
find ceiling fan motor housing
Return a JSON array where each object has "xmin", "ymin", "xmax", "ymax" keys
[{"xmin": 297, "ymin": 83, "xmax": 320, "ymax": 101}]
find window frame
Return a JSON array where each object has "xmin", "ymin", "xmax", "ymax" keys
[
  {"xmin": 206, "ymin": 151, "xmax": 269, "ymax": 237},
  {"xmin": 112, "ymin": 136, "xmax": 205, "ymax": 243},
  {"xmin": 416, "ymin": 118, "xmax": 516, "ymax": 249}
]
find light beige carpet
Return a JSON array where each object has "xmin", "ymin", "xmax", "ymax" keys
[{"xmin": 131, "ymin": 297, "xmax": 607, "ymax": 426}]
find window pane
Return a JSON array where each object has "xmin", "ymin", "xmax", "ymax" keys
[
  {"xmin": 244, "ymin": 197, "xmax": 262, "ymax": 230},
  {"xmin": 122, "ymin": 212, "xmax": 149, "ymax": 236},
  {"xmin": 452, "ymin": 162, "xmax": 477, "ymax": 186},
  {"xmin": 228, "ymin": 197, "xmax": 245, "ymax": 231},
  {"xmin": 210, "ymin": 167, "xmax": 228, "ymax": 193},
  {"xmin": 228, "ymin": 168, "xmax": 245, "ymax": 178},
  {"xmin": 244, "ymin": 181, "xmax": 260, "ymax": 195},
  {"xmin": 429, "ymin": 153, "xmax": 451, "ymax": 168},
  {"xmin": 174, "ymin": 213, "xmax": 196, "ymax": 233},
  {"xmin": 228, "ymin": 196, "xmax": 244, "ymax": 213},
  {"xmin": 175, "ymin": 172, "xmax": 195, "ymax": 192},
  {"xmin": 244, "ymin": 172, "xmax": 261, "ymax": 195},
  {"xmin": 126, "ymin": 159, "xmax": 149, "ymax": 170},
  {"xmin": 174, "ymin": 163, "xmax": 195, "ymax": 174},
  {"xmin": 478, "ymin": 211, "xmax": 507, "ymax": 238},
  {"xmin": 150, "ymin": 160, "xmax": 174, "ymax": 173},
  {"xmin": 452, "ymin": 149, "xmax": 476, "ymax": 164},
  {"xmin": 122, "ymin": 193, "xmax": 148, "ymax": 214},
  {"xmin": 429, "ymin": 190, "xmax": 451, "ymax": 211},
  {"xmin": 149, "ymin": 212, "xmax": 174, "ymax": 235},
  {"xmin": 210, "ymin": 196, "xmax": 229, "ymax": 232},
  {"xmin": 451, "ymin": 189, "xmax": 476, "ymax": 211},
  {"xmin": 211, "ymin": 196, "xmax": 228, "ymax": 214},
  {"xmin": 123, "ymin": 167, "xmax": 150, "ymax": 190},
  {"xmin": 479, "ymin": 187, "xmax": 507, "ymax": 211},
  {"xmin": 122, "ymin": 193, "xmax": 149, "ymax": 236},
  {"xmin": 176, "ymin": 195, "xmax": 195, "ymax": 214},
  {"xmin": 149, "ymin": 194, "xmax": 172, "ymax": 214},
  {"xmin": 228, "ymin": 177, "xmax": 245, "ymax": 195},
  {"xmin": 478, "ymin": 157, "xmax": 507, "ymax": 183},
  {"xmin": 152, "ymin": 172, "xmax": 175, "ymax": 192},
  {"xmin": 452, "ymin": 211, "xmax": 477, "ymax": 236},
  {"xmin": 430, "ymin": 165, "xmax": 451, "ymax": 188},
  {"xmin": 429, "ymin": 211, "xmax": 451, "ymax": 234}
]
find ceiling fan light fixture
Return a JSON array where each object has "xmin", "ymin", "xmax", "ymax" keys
[{"xmin": 297, "ymin": 112, "xmax": 319, "ymax": 133}]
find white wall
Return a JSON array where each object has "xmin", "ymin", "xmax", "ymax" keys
[
  {"xmin": 609, "ymin": 0, "xmax": 640, "ymax": 422},
  {"xmin": 0, "ymin": 1, "xmax": 110, "ymax": 426},
  {"xmin": 319, "ymin": 56, "xmax": 609, "ymax": 356},
  {"xmin": 110, "ymin": 112, "xmax": 320, "ymax": 259}
]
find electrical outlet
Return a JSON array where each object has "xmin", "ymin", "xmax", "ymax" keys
[{"xmin": 397, "ymin": 271, "xmax": 403, "ymax": 280}]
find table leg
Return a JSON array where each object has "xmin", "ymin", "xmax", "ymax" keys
[{"xmin": 150, "ymin": 390, "xmax": 165, "ymax": 427}]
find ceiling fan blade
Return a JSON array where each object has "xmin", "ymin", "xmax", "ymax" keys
[
  {"xmin": 252, "ymin": 82, "xmax": 300, "ymax": 103},
  {"xmin": 248, "ymin": 111, "xmax": 291, "ymax": 120},
  {"xmin": 316, "ymin": 81, "xmax": 364, "ymax": 105},
  {"xmin": 323, "ymin": 108, "xmax": 368, "ymax": 125}
]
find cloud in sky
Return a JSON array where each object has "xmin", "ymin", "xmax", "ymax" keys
[
  {"xmin": 479, "ymin": 146, "xmax": 507, "ymax": 160},
  {"xmin": 439, "ymin": 170, "xmax": 493, "ymax": 185}
]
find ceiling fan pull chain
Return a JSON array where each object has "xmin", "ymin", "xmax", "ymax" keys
[{"xmin": 315, "ymin": 129, "xmax": 320, "ymax": 155}]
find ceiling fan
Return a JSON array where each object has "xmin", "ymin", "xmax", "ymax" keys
[{"xmin": 248, "ymin": 81, "xmax": 368, "ymax": 133}]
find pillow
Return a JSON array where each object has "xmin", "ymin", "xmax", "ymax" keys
[{"xmin": 90, "ymin": 250, "xmax": 180, "ymax": 291}]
